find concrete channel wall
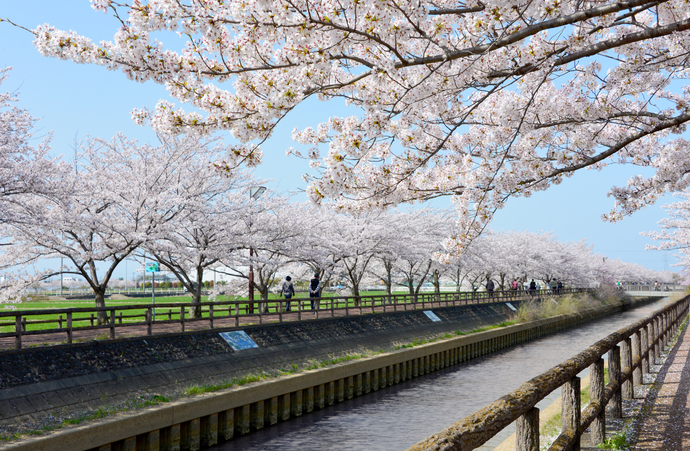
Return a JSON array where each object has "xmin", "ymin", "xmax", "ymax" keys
[{"xmin": 1, "ymin": 298, "xmax": 655, "ymax": 451}]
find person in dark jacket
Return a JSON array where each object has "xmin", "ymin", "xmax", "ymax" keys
[
  {"xmin": 281, "ymin": 276, "xmax": 295, "ymax": 312},
  {"xmin": 309, "ymin": 273, "xmax": 321, "ymax": 310},
  {"xmin": 486, "ymin": 279, "xmax": 495, "ymax": 297}
]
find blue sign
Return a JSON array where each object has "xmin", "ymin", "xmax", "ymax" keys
[
  {"xmin": 219, "ymin": 331, "xmax": 259, "ymax": 351},
  {"xmin": 145, "ymin": 262, "xmax": 159, "ymax": 272},
  {"xmin": 423, "ymin": 310, "xmax": 441, "ymax": 322}
]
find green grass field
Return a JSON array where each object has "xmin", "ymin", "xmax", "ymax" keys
[
  {"xmin": 1, "ymin": 290, "xmax": 426, "ymax": 333},
  {"xmin": 0, "ymin": 288, "xmax": 500, "ymax": 334}
]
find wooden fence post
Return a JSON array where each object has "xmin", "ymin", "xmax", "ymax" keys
[
  {"xmin": 641, "ymin": 326, "xmax": 650, "ymax": 375},
  {"xmin": 621, "ymin": 337, "xmax": 634, "ymax": 400},
  {"xmin": 608, "ymin": 346, "xmax": 622, "ymax": 418},
  {"xmin": 562, "ymin": 376, "xmax": 581, "ymax": 451},
  {"xmin": 15, "ymin": 315, "xmax": 22, "ymax": 350},
  {"xmin": 67, "ymin": 311, "xmax": 73, "ymax": 344},
  {"xmin": 516, "ymin": 407, "xmax": 539, "ymax": 451},
  {"xmin": 180, "ymin": 306, "xmax": 185, "ymax": 332},
  {"xmin": 109, "ymin": 309, "xmax": 115, "ymax": 339},
  {"xmin": 632, "ymin": 331, "xmax": 642, "ymax": 385}
]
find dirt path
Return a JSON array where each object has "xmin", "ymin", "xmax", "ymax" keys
[{"xmin": 631, "ymin": 323, "xmax": 690, "ymax": 450}]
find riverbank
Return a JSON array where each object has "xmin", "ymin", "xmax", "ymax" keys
[{"xmin": 0, "ymin": 293, "xmax": 657, "ymax": 450}]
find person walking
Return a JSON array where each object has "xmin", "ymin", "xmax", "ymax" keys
[
  {"xmin": 309, "ymin": 273, "xmax": 321, "ymax": 310},
  {"xmin": 486, "ymin": 279, "xmax": 495, "ymax": 298},
  {"xmin": 281, "ymin": 276, "xmax": 295, "ymax": 312},
  {"xmin": 529, "ymin": 279, "xmax": 536, "ymax": 296},
  {"xmin": 511, "ymin": 279, "xmax": 519, "ymax": 291}
]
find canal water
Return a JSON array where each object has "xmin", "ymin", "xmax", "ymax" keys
[{"xmin": 208, "ymin": 298, "xmax": 673, "ymax": 451}]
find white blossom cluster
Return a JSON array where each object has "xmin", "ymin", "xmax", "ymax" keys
[
  {"xmin": 26, "ymin": 0, "xmax": 690, "ymax": 248},
  {"xmin": 644, "ymin": 191, "xmax": 690, "ymax": 283}
]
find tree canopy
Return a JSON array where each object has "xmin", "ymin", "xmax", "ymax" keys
[{"xmin": 22, "ymin": 0, "xmax": 690, "ymax": 249}]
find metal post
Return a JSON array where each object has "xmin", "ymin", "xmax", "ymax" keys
[{"xmin": 249, "ymin": 247, "xmax": 255, "ymax": 314}]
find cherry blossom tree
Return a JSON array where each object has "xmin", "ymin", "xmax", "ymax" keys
[
  {"xmin": 392, "ymin": 209, "xmax": 450, "ymax": 296},
  {"xmin": 0, "ymin": 133, "xmax": 244, "ymax": 320},
  {"xmin": 140, "ymin": 169, "xmax": 257, "ymax": 318},
  {"xmin": 644, "ymin": 191, "xmax": 690, "ymax": 279},
  {"xmin": 15, "ymin": 0, "xmax": 690, "ymax": 251},
  {"xmin": 0, "ymin": 67, "xmax": 66, "ymax": 215},
  {"xmin": 315, "ymin": 211, "xmax": 396, "ymax": 302},
  {"xmin": 215, "ymin": 197, "xmax": 303, "ymax": 309}
]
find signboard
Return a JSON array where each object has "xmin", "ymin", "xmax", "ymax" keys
[
  {"xmin": 505, "ymin": 302, "xmax": 517, "ymax": 311},
  {"xmin": 145, "ymin": 262, "xmax": 159, "ymax": 272},
  {"xmin": 423, "ymin": 310, "xmax": 441, "ymax": 322},
  {"xmin": 219, "ymin": 331, "xmax": 259, "ymax": 351}
]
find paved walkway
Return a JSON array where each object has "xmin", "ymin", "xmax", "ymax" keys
[{"xmin": 631, "ymin": 321, "xmax": 690, "ymax": 450}]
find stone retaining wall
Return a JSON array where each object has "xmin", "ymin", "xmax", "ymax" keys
[{"xmin": 0, "ymin": 301, "xmax": 517, "ymax": 425}]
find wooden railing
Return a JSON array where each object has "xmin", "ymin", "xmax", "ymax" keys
[
  {"xmin": 0, "ymin": 288, "xmax": 589, "ymax": 350},
  {"xmin": 408, "ymin": 295, "xmax": 689, "ymax": 451}
]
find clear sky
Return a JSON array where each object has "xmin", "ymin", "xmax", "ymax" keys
[{"xmin": 0, "ymin": 1, "xmax": 680, "ymax": 279}]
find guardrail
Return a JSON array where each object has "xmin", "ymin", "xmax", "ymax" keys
[
  {"xmin": 408, "ymin": 295, "xmax": 689, "ymax": 451},
  {"xmin": 621, "ymin": 283, "xmax": 686, "ymax": 292},
  {"xmin": 0, "ymin": 288, "xmax": 588, "ymax": 350}
]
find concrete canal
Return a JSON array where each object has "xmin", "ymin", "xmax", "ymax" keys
[{"xmin": 209, "ymin": 298, "xmax": 674, "ymax": 451}]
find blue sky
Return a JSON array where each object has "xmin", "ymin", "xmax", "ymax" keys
[{"xmin": 0, "ymin": 1, "xmax": 679, "ymax": 277}]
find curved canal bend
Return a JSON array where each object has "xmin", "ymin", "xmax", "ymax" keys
[{"xmin": 208, "ymin": 298, "xmax": 674, "ymax": 451}]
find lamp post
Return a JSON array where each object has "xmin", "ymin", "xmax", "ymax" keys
[{"xmin": 248, "ymin": 186, "xmax": 266, "ymax": 314}]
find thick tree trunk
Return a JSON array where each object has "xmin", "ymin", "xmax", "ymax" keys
[
  {"xmin": 94, "ymin": 289, "xmax": 108, "ymax": 325},
  {"xmin": 190, "ymin": 290, "xmax": 202, "ymax": 318},
  {"xmin": 433, "ymin": 270, "xmax": 441, "ymax": 300},
  {"xmin": 352, "ymin": 286, "xmax": 361, "ymax": 306},
  {"xmin": 190, "ymin": 268, "xmax": 203, "ymax": 318},
  {"xmin": 259, "ymin": 286, "xmax": 270, "ymax": 313}
]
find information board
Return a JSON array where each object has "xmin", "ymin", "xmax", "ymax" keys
[
  {"xmin": 219, "ymin": 331, "xmax": 259, "ymax": 351},
  {"xmin": 505, "ymin": 302, "xmax": 517, "ymax": 311}
]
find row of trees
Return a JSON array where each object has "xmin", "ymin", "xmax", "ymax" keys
[
  {"xmin": 0, "ymin": 69, "xmax": 676, "ymax": 322},
  {"xmin": 19, "ymin": 0, "xmax": 690, "ymax": 251}
]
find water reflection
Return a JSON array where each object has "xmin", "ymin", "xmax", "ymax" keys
[{"xmin": 208, "ymin": 299, "xmax": 671, "ymax": 451}]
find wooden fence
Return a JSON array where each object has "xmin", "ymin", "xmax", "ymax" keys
[
  {"xmin": 0, "ymin": 288, "xmax": 588, "ymax": 350},
  {"xmin": 408, "ymin": 295, "xmax": 689, "ymax": 451}
]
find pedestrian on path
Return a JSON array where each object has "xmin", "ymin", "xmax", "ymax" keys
[
  {"xmin": 282, "ymin": 276, "xmax": 295, "ymax": 312},
  {"xmin": 309, "ymin": 273, "xmax": 321, "ymax": 310}
]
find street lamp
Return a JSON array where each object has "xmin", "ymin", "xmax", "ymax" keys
[{"xmin": 248, "ymin": 186, "xmax": 266, "ymax": 313}]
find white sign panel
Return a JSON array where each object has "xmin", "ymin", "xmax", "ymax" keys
[{"xmin": 423, "ymin": 310, "xmax": 441, "ymax": 322}]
